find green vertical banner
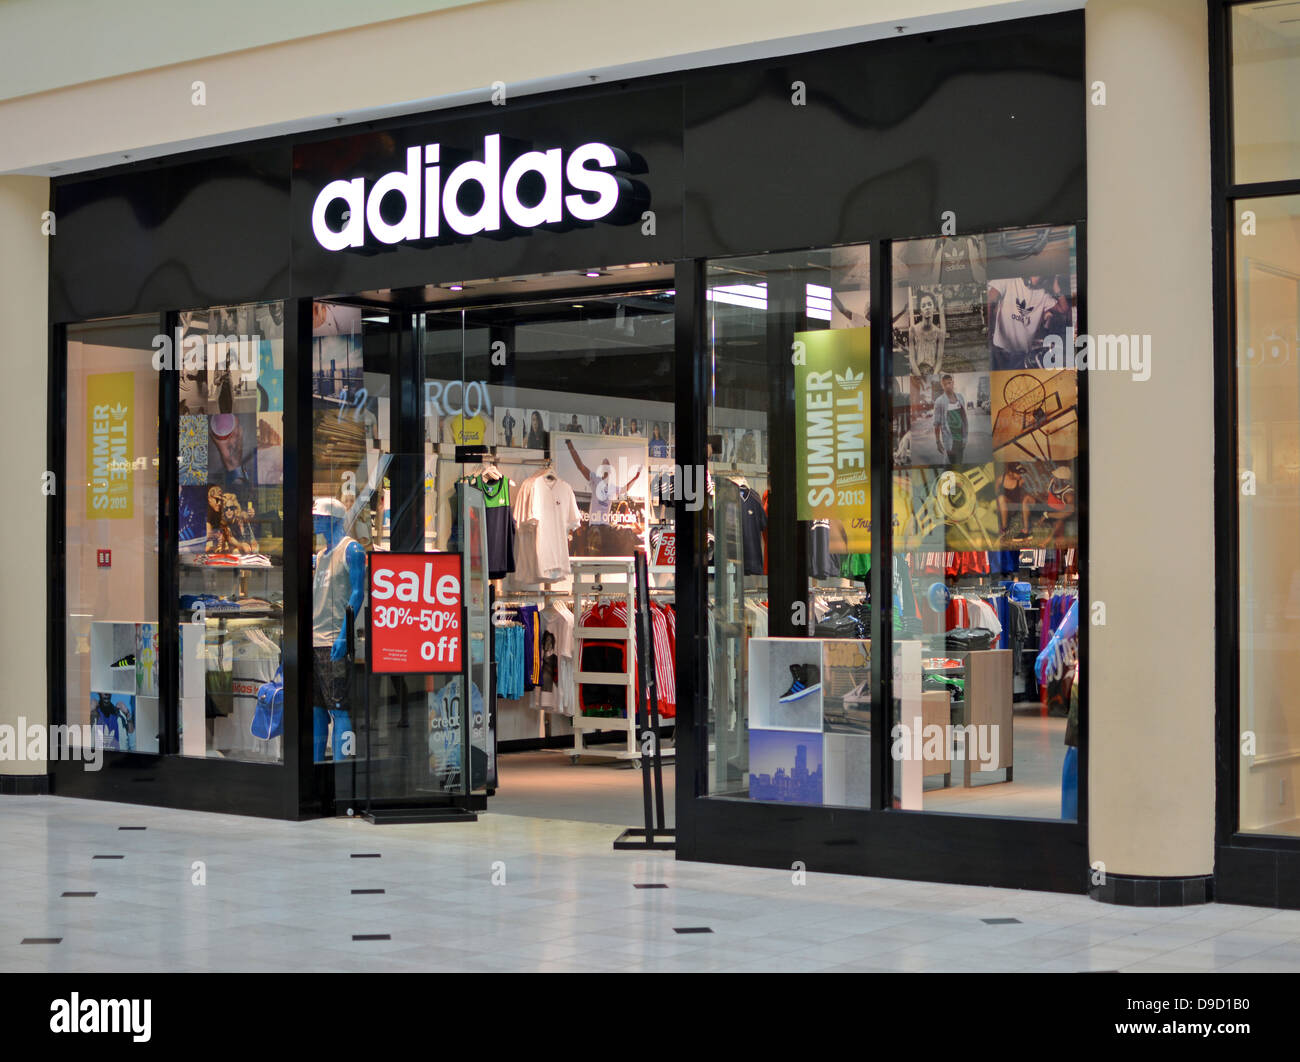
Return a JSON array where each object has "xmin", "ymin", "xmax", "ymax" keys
[
  {"xmin": 794, "ymin": 328, "xmax": 871, "ymax": 552},
  {"xmin": 86, "ymin": 372, "xmax": 134, "ymax": 520}
]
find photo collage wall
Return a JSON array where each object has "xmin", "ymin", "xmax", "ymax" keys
[
  {"xmin": 178, "ymin": 303, "xmax": 285, "ymax": 562},
  {"xmin": 890, "ymin": 226, "xmax": 1079, "ymax": 552}
]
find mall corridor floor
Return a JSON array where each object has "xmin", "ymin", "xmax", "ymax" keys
[{"xmin": 2, "ymin": 796, "xmax": 1298, "ymax": 974}]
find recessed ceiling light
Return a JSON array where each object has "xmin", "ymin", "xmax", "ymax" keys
[
  {"xmin": 585, "ymin": 271, "xmax": 601, "ymax": 278},
  {"xmin": 449, "ymin": 284, "xmax": 463, "ymax": 291},
  {"xmin": 573, "ymin": 304, "xmax": 584, "ymax": 309}
]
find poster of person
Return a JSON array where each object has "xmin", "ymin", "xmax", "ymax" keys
[
  {"xmin": 830, "ymin": 245, "xmax": 870, "ymax": 329},
  {"xmin": 554, "ymin": 431, "xmax": 649, "ymax": 558},
  {"xmin": 206, "ymin": 305, "xmax": 258, "ymax": 415},
  {"xmin": 556, "ymin": 412, "xmax": 591, "ymax": 434},
  {"xmin": 993, "ymin": 459, "xmax": 1077, "ymax": 548},
  {"xmin": 894, "ymin": 235, "xmax": 989, "ymax": 290},
  {"xmin": 984, "ymin": 226, "xmax": 1076, "ymax": 371},
  {"xmin": 895, "ymin": 372, "xmax": 992, "ymax": 468},
  {"xmin": 522, "ymin": 409, "xmax": 549, "ymax": 449},
  {"xmin": 497, "ymin": 407, "xmax": 524, "ymax": 448},
  {"xmin": 889, "ymin": 282, "xmax": 990, "ymax": 378},
  {"xmin": 178, "ymin": 310, "xmax": 209, "ymax": 415},
  {"xmin": 648, "ymin": 421, "xmax": 672, "ymax": 458},
  {"xmin": 733, "ymin": 427, "xmax": 763, "ymax": 465}
]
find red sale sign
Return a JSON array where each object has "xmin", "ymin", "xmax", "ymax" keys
[
  {"xmin": 652, "ymin": 531, "xmax": 676, "ymax": 567},
  {"xmin": 368, "ymin": 552, "xmax": 462, "ymax": 674}
]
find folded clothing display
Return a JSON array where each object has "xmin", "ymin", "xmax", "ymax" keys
[{"xmin": 188, "ymin": 553, "xmax": 273, "ymax": 567}]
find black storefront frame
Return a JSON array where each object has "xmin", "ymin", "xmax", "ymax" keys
[
  {"xmin": 41, "ymin": 11, "xmax": 1090, "ymax": 890},
  {"xmin": 1210, "ymin": 0, "xmax": 1300, "ymax": 908}
]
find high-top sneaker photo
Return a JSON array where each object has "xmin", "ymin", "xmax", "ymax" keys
[{"xmin": 779, "ymin": 663, "xmax": 821, "ymax": 702}]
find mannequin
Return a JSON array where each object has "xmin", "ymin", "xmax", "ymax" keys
[{"xmin": 312, "ymin": 497, "xmax": 364, "ymax": 761}]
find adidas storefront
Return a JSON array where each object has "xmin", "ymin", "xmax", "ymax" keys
[{"xmin": 16, "ymin": 3, "xmax": 1244, "ymax": 903}]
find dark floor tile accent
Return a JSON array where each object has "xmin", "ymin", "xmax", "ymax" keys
[
  {"xmin": 92, "ymin": 855, "xmax": 124, "ymax": 860},
  {"xmin": 21, "ymin": 938, "xmax": 61, "ymax": 945},
  {"xmin": 351, "ymin": 889, "xmax": 385, "ymax": 895},
  {"xmin": 352, "ymin": 934, "xmax": 391, "ymax": 941},
  {"xmin": 673, "ymin": 927, "xmax": 713, "ymax": 934},
  {"xmin": 350, "ymin": 853, "xmax": 381, "ymax": 859},
  {"xmin": 61, "ymin": 891, "xmax": 96, "ymax": 898},
  {"xmin": 634, "ymin": 883, "xmax": 669, "ymax": 889},
  {"xmin": 118, "ymin": 826, "xmax": 147, "ymax": 831},
  {"xmin": 981, "ymin": 917, "xmax": 1022, "ymax": 925}
]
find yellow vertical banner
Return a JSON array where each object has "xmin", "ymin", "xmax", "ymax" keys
[
  {"xmin": 794, "ymin": 328, "xmax": 871, "ymax": 551},
  {"xmin": 86, "ymin": 372, "xmax": 134, "ymax": 519}
]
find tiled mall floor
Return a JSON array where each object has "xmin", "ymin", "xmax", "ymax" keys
[{"xmin": 2, "ymin": 795, "xmax": 1299, "ymax": 973}]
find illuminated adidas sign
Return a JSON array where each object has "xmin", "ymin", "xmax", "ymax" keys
[{"xmin": 311, "ymin": 134, "xmax": 632, "ymax": 250}]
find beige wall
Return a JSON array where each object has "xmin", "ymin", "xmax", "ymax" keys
[
  {"xmin": 0, "ymin": 0, "xmax": 481, "ymax": 101},
  {"xmin": 0, "ymin": 176, "xmax": 49, "ymax": 774},
  {"xmin": 1085, "ymin": 0, "xmax": 1216, "ymax": 877},
  {"xmin": 0, "ymin": 0, "xmax": 1075, "ymax": 176}
]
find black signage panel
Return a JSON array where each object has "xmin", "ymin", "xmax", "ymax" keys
[
  {"xmin": 51, "ymin": 147, "xmax": 291, "ymax": 323},
  {"xmin": 684, "ymin": 12, "xmax": 1086, "ymax": 257}
]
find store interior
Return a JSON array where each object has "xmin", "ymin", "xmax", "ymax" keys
[{"xmin": 64, "ymin": 241, "xmax": 1082, "ymax": 828}]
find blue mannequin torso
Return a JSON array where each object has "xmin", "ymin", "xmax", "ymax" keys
[{"xmin": 313, "ymin": 513, "xmax": 366, "ymax": 661}]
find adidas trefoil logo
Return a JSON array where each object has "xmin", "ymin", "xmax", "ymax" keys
[{"xmin": 834, "ymin": 366, "xmax": 864, "ymax": 391}]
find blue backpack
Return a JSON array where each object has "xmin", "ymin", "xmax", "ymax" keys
[{"xmin": 251, "ymin": 664, "xmax": 284, "ymax": 740}]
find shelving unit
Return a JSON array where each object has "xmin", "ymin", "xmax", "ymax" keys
[
  {"xmin": 569, "ymin": 557, "xmax": 641, "ymax": 764},
  {"xmin": 88, "ymin": 621, "xmax": 204, "ymax": 754}
]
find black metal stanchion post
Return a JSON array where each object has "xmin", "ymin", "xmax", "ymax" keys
[{"xmin": 614, "ymin": 549, "xmax": 675, "ymax": 850}]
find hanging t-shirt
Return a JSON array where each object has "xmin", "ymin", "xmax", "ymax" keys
[
  {"xmin": 446, "ymin": 414, "xmax": 489, "ymax": 447},
  {"xmin": 513, "ymin": 471, "xmax": 581, "ymax": 583},
  {"xmin": 469, "ymin": 474, "xmax": 515, "ymax": 580},
  {"xmin": 738, "ymin": 484, "xmax": 766, "ymax": 576},
  {"xmin": 809, "ymin": 520, "xmax": 836, "ymax": 579}
]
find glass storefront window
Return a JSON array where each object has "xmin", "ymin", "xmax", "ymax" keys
[
  {"xmin": 1235, "ymin": 194, "xmax": 1300, "ymax": 836},
  {"xmin": 310, "ymin": 303, "xmax": 389, "ymax": 772},
  {"xmin": 706, "ymin": 246, "xmax": 874, "ymax": 809},
  {"xmin": 1231, "ymin": 3, "xmax": 1300, "ymax": 185},
  {"xmin": 176, "ymin": 301, "xmax": 286, "ymax": 761},
  {"xmin": 705, "ymin": 230, "xmax": 1081, "ymax": 820},
  {"xmin": 66, "ymin": 318, "xmax": 162, "ymax": 755},
  {"xmin": 891, "ymin": 227, "xmax": 1079, "ymax": 820}
]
